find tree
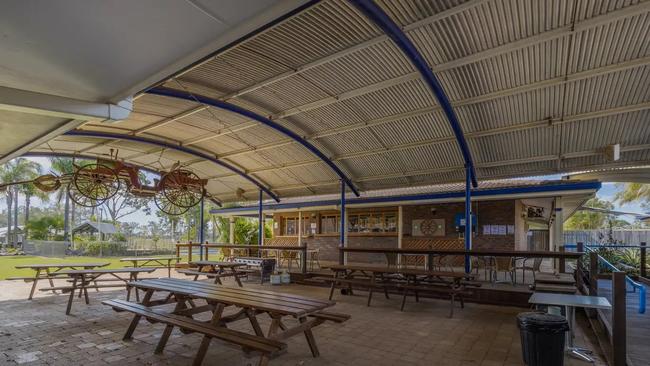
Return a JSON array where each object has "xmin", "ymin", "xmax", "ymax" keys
[
  {"xmin": 49, "ymin": 158, "xmax": 76, "ymax": 243},
  {"xmin": 564, "ymin": 197, "xmax": 614, "ymax": 230},
  {"xmin": 615, "ymin": 183, "xmax": 650, "ymax": 210},
  {"xmin": 0, "ymin": 158, "xmax": 43, "ymax": 245},
  {"xmin": 18, "ymin": 165, "xmax": 48, "ymax": 240}
]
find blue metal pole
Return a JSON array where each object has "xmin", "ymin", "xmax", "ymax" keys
[
  {"xmin": 349, "ymin": 0, "xmax": 478, "ymax": 188},
  {"xmin": 199, "ymin": 196, "xmax": 205, "ymax": 260},
  {"xmin": 339, "ymin": 180, "xmax": 346, "ymax": 265},
  {"xmin": 465, "ymin": 165, "xmax": 472, "ymax": 274},
  {"xmin": 258, "ymin": 190, "xmax": 263, "ymax": 247}
]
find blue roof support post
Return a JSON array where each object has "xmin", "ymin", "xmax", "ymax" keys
[
  {"xmin": 464, "ymin": 166, "xmax": 472, "ymax": 274},
  {"xmin": 350, "ymin": 0, "xmax": 478, "ymax": 188},
  {"xmin": 339, "ymin": 180, "xmax": 346, "ymax": 265},
  {"xmin": 258, "ymin": 190, "xmax": 263, "ymax": 248},
  {"xmin": 199, "ymin": 196, "xmax": 205, "ymax": 261},
  {"xmin": 146, "ymin": 87, "xmax": 360, "ymax": 197}
]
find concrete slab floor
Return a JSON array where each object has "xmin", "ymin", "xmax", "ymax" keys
[{"xmin": 0, "ymin": 269, "xmax": 607, "ymax": 365}]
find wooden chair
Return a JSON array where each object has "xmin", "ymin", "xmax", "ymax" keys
[
  {"xmin": 514, "ymin": 257, "xmax": 543, "ymax": 284},
  {"xmin": 308, "ymin": 249, "xmax": 321, "ymax": 271},
  {"xmin": 493, "ymin": 257, "xmax": 515, "ymax": 285}
]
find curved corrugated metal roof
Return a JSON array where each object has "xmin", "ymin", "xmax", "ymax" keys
[{"xmin": 30, "ymin": 0, "xmax": 650, "ymax": 202}]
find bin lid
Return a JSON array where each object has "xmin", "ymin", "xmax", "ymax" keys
[{"xmin": 517, "ymin": 312, "xmax": 569, "ymax": 333}]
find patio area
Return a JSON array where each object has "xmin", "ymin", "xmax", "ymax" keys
[{"xmin": 0, "ymin": 269, "xmax": 606, "ymax": 366}]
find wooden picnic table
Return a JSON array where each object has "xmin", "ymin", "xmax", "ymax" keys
[
  {"xmin": 120, "ymin": 256, "xmax": 179, "ymax": 277},
  {"xmin": 9, "ymin": 262, "xmax": 110, "ymax": 300},
  {"xmin": 179, "ymin": 260, "xmax": 248, "ymax": 287},
  {"xmin": 47, "ymin": 268, "xmax": 156, "ymax": 315},
  {"xmin": 320, "ymin": 265, "xmax": 477, "ymax": 316},
  {"xmin": 117, "ymin": 278, "xmax": 349, "ymax": 365}
]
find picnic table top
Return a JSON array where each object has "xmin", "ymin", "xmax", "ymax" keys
[
  {"xmin": 190, "ymin": 260, "xmax": 246, "ymax": 268},
  {"xmin": 326, "ymin": 264, "xmax": 473, "ymax": 278},
  {"xmin": 130, "ymin": 277, "xmax": 334, "ymax": 317},
  {"xmin": 120, "ymin": 256, "xmax": 179, "ymax": 262},
  {"xmin": 57, "ymin": 268, "xmax": 157, "ymax": 275},
  {"xmin": 14, "ymin": 263, "xmax": 110, "ymax": 270}
]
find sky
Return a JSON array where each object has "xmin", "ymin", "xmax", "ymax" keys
[{"xmin": 1, "ymin": 157, "xmax": 647, "ymax": 226}]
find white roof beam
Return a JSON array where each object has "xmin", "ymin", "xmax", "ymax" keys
[{"xmin": 0, "ymin": 86, "xmax": 132, "ymax": 122}]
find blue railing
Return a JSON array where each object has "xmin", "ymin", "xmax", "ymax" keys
[{"xmin": 565, "ymin": 243, "xmax": 646, "ymax": 314}]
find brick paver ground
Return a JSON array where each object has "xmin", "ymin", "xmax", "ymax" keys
[{"xmin": 0, "ymin": 269, "xmax": 606, "ymax": 365}]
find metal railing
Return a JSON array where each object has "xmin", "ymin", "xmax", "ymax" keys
[{"xmin": 566, "ymin": 243, "xmax": 646, "ymax": 314}]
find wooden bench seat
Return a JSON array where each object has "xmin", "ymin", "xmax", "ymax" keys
[
  {"xmin": 308, "ymin": 311, "xmax": 351, "ymax": 323},
  {"xmin": 39, "ymin": 284, "xmax": 128, "ymax": 292},
  {"xmin": 6, "ymin": 276, "xmax": 40, "ymax": 282},
  {"xmin": 103, "ymin": 299, "xmax": 286, "ymax": 366},
  {"xmin": 397, "ymin": 284, "xmax": 472, "ymax": 317},
  {"xmin": 534, "ymin": 283, "xmax": 577, "ymax": 294}
]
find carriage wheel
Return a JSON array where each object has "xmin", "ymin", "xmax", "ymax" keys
[
  {"xmin": 68, "ymin": 183, "xmax": 105, "ymax": 207},
  {"xmin": 154, "ymin": 192, "xmax": 190, "ymax": 216},
  {"xmin": 161, "ymin": 170, "xmax": 204, "ymax": 208},
  {"xmin": 73, "ymin": 163, "xmax": 120, "ymax": 202}
]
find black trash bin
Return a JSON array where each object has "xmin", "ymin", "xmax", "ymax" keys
[{"xmin": 517, "ymin": 312, "xmax": 569, "ymax": 366}]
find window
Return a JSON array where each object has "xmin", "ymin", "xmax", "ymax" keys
[
  {"xmin": 347, "ymin": 211, "xmax": 397, "ymax": 233},
  {"xmin": 320, "ymin": 215, "xmax": 339, "ymax": 234},
  {"xmin": 281, "ymin": 216, "xmax": 310, "ymax": 236}
]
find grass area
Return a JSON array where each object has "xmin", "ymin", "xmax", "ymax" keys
[{"xmin": 0, "ymin": 255, "xmax": 188, "ymax": 280}]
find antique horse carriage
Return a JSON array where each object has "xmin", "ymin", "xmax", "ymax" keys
[{"xmin": 1, "ymin": 157, "xmax": 208, "ymax": 215}]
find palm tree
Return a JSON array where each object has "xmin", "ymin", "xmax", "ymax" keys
[
  {"xmin": 615, "ymin": 183, "xmax": 650, "ymax": 207},
  {"xmin": 50, "ymin": 158, "xmax": 75, "ymax": 243},
  {"xmin": 0, "ymin": 158, "xmax": 43, "ymax": 246},
  {"xmin": 19, "ymin": 177, "xmax": 48, "ymax": 241}
]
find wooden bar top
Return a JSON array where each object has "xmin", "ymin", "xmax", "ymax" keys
[
  {"xmin": 325, "ymin": 264, "xmax": 473, "ymax": 278},
  {"xmin": 340, "ymin": 247, "xmax": 583, "ymax": 259}
]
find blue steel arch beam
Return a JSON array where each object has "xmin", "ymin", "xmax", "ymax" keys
[
  {"xmin": 146, "ymin": 86, "xmax": 361, "ymax": 197},
  {"xmin": 62, "ymin": 130, "xmax": 279, "ymax": 202},
  {"xmin": 350, "ymin": 0, "xmax": 478, "ymax": 188}
]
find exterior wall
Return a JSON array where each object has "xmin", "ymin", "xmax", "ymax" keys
[
  {"xmin": 270, "ymin": 199, "xmax": 517, "ymax": 265},
  {"xmin": 401, "ymin": 200, "xmax": 516, "ymax": 251}
]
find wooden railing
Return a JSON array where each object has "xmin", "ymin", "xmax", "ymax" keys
[{"xmin": 175, "ymin": 243, "xmax": 203, "ymax": 266}]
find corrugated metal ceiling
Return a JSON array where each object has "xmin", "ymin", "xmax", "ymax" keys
[{"xmin": 33, "ymin": 0, "xmax": 650, "ymax": 203}]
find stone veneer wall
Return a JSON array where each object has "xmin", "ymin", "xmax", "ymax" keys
[{"xmin": 272, "ymin": 199, "xmax": 515, "ymax": 265}]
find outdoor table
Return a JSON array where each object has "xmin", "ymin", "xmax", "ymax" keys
[
  {"xmin": 126, "ymin": 277, "xmax": 342, "ymax": 359},
  {"xmin": 120, "ymin": 256, "xmax": 180, "ymax": 277},
  {"xmin": 189, "ymin": 260, "xmax": 247, "ymax": 286},
  {"xmin": 324, "ymin": 264, "xmax": 475, "ymax": 306},
  {"xmin": 55, "ymin": 268, "xmax": 156, "ymax": 315},
  {"xmin": 529, "ymin": 292, "xmax": 611, "ymax": 362},
  {"xmin": 534, "ymin": 272, "xmax": 576, "ymax": 285},
  {"xmin": 11, "ymin": 262, "xmax": 110, "ymax": 300}
]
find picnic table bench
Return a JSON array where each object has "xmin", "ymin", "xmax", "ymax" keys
[
  {"xmin": 120, "ymin": 256, "xmax": 179, "ymax": 277},
  {"xmin": 8, "ymin": 262, "xmax": 110, "ymax": 300},
  {"xmin": 178, "ymin": 260, "xmax": 248, "ymax": 287},
  {"xmin": 39, "ymin": 267, "xmax": 156, "ymax": 315},
  {"xmin": 105, "ymin": 277, "xmax": 349, "ymax": 365},
  {"xmin": 316, "ymin": 265, "xmax": 478, "ymax": 317}
]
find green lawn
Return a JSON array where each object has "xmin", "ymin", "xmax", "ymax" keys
[{"xmin": 0, "ymin": 255, "xmax": 188, "ymax": 280}]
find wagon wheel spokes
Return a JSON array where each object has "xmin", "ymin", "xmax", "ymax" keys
[
  {"xmin": 68, "ymin": 183, "xmax": 106, "ymax": 208},
  {"xmin": 161, "ymin": 170, "xmax": 204, "ymax": 208},
  {"xmin": 73, "ymin": 163, "xmax": 120, "ymax": 202},
  {"xmin": 154, "ymin": 192, "xmax": 189, "ymax": 216}
]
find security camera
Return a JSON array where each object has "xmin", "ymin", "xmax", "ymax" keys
[{"xmin": 430, "ymin": 208, "xmax": 437, "ymax": 215}]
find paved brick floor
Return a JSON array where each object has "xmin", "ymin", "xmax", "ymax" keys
[{"xmin": 0, "ymin": 270, "xmax": 606, "ymax": 365}]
